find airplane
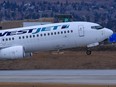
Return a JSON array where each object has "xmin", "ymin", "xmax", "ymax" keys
[{"xmin": 0, "ymin": 22, "xmax": 113, "ymax": 59}]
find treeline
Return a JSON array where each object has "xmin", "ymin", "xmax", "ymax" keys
[{"xmin": 0, "ymin": 0, "xmax": 116, "ymax": 31}]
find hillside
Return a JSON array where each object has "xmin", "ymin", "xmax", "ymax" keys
[
  {"xmin": 0, "ymin": 0, "xmax": 116, "ymax": 32},
  {"xmin": 0, "ymin": 0, "xmax": 113, "ymax": 3},
  {"xmin": 0, "ymin": 0, "xmax": 114, "ymax": 6}
]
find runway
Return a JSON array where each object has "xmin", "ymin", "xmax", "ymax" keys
[{"xmin": 0, "ymin": 70, "xmax": 116, "ymax": 85}]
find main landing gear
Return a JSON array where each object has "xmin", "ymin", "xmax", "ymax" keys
[{"xmin": 86, "ymin": 49, "xmax": 92, "ymax": 55}]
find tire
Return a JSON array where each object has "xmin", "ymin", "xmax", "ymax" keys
[{"xmin": 86, "ymin": 50, "xmax": 92, "ymax": 55}]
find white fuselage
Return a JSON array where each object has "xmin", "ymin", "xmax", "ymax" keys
[{"xmin": 0, "ymin": 22, "xmax": 113, "ymax": 59}]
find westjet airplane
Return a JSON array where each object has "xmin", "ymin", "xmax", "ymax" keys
[{"xmin": 0, "ymin": 22, "xmax": 113, "ymax": 59}]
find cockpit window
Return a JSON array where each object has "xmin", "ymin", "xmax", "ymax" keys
[{"xmin": 91, "ymin": 26, "xmax": 104, "ymax": 30}]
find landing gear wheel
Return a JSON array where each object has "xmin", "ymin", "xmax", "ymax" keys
[{"xmin": 86, "ymin": 49, "xmax": 92, "ymax": 55}]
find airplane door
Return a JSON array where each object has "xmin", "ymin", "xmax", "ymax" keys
[{"xmin": 78, "ymin": 25, "xmax": 84, "ymax": 37}]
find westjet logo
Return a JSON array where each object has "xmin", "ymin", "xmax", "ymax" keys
[{"xmin": 0, "ymin": 24, "xmax": 69, "ymax": 37}]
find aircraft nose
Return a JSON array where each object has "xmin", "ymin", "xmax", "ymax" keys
[{"xmin": 105, "ymin": 28, "xmax": 113, "ymax": 37}]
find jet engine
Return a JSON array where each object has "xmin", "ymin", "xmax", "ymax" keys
[{"xmin": 0, "ymin": 46, "xmax": 25, "ymax": 59}]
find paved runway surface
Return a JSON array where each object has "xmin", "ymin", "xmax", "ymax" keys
[{"xmin": 0, "ymin": 70, "xmax": 116, "ymax": 85}]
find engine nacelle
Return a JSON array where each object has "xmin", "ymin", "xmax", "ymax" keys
[{"xmin": 0, "ymin": 46, "xmax": 25, "ymax": 59}]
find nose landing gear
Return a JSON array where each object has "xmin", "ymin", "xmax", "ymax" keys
[
  {"xmin": 86, "ymin": 42, "xmax": 99, "ymax": 55},
  {"xmin": 86, "ymin": 49, "xmax": 92, "ymax": 55}
]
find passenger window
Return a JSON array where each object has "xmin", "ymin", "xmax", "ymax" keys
[
  {"xmin": 48, "ymin": 33, "xmax": 50, "ymax": 36},
  {"xmin": 9, "ymin": 38, "xmax": 11, "ymax": 40},
  {"xmin": 61, "ymin": 31, "xmax": 63, "ymax": 34},
  {"xmin": 12, "ymin": 37, "xmax": 14, "ymax": 40},
  {"xmin": 44, "ymin": 33, "xmax": 46, "ymax": 36},
  {"xmin": 54, "ymin": 32, "xmax": 56, "ymax": 35},
  {"xmin": 2, "ymin": 39, "xmax": 4, "ymax": 41},
  {"xmin": 64, "ymin": 31, "xmax": 66, "ymax": 33},
  {"xmin": 67, "ymin": 30, "xmax": 70, "ymax": 33},
  {"xmin": 22, "ymin": 36, "xmax": 25, "ymax": 39},
  {"xmin": 51, "ymin": 32, "xmax": 53, "ymax": 35},
  {"xmin": 37, "ymin": 34, "xmax": 39, "ymax": 37},
  {"xmin": 71, "ymin": 30, "xmax": 73, "ymax": 33},
  {"xmin": 33, "ymin": 35, "xmax": 35, "ymax": 37},
  {"xmin": 26, "ymin": 36, "xmax": 28, "ymax": 38},
  {"xmin": 30, "ymin": 35, "xmax": 32, "ymax": 38},
  {"xmin": 6, "ymin": 38, "xmax": 8, "ymax": 41}
]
